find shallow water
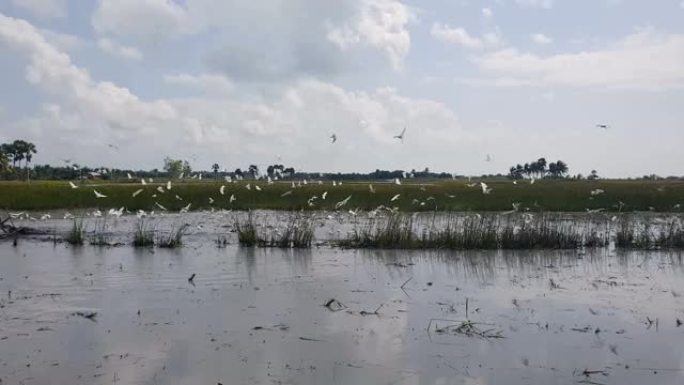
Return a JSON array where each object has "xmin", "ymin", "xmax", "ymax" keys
[{"xmin": 1, "ymin": 232, "xmax": 683, "ymax": 384}]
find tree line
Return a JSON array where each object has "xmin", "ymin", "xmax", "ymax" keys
[
  {"xmin": 508, "ymin": 158, "xmax": 569, "ymax": 179},
  {"xmin": 0, "ymin": 139, "xmax": 38, "ymax": 180}
]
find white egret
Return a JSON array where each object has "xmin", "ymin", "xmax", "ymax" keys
[
  {"xmin": 94, "ymin": 190, "xmax": 107, "ymax": 198},
  {"xmin": 590, "ymin": 189, "xmax": 605, "ymax": 196},
  {"xmin": 390, "ymin": 194, "xmax": 400, "ymax": 202},
  {"xmin": 246, "ymin": 184, "xmax": 251, "ymax": 190},
  {"xmin": 335, "ymin": 195, "xmax": 352, "ymax": 209},
  {"xmin": 255, "ymin": 185, "xmax": 262, "ymax": 191},
  {"xmin": 167, "ymin": 181, "xmax": 172, "ymax": 190},
  {"xmin": 141, "ymin": 179, "xmax": 147, "ymax": 185},
  {"xmin": 369, "ymin": 184, "xmax": 375, "ymax": 193},
  {"xmin": 132, "ymin": 189, "xmax": 143, "ymax": 197},
  {"xmin": 175, "ymin": 195, "xmax": 183, "ymax": 201},
  {"xmin": 322, "ymin": 191, "xmax": 328, "ymax": 200},
  {"xmin": 281, "ymin": 190, "xmax": 293, "ymax": 197},
  {"xmin": 395, "ymin": 178, "xmax": 401, "ymax": 185},
  {"xmin": 480, "ymin": 182, "xmax": 493, "ymax": 194},
  {"xmin": 180, "ymin": 203, "xmax": 192, "ymax": 213},
  {"xmin": 127, "ymin": 173, "xmax": 133, "ymax": 180},
  {"xmin": 220, "ymin": 185, "xmax": 226, "ymax": 195},
  {"xmin": 155, "ymin": 202, "xmax": 168, "ymax": 211},
  {"xmin": 69, "ymin": 181, "xmax": 78, "ymax": 189},
  {"xmin": 209, "ymin": 197, "xmax": 215, "ymax": 204},
  {"xmin": 156, "ymin": 186, "xmax": 165, "ymax": 194},
  {"xmin": 229, "ymin": 194, "xmax": 236, "ymax": 203}
]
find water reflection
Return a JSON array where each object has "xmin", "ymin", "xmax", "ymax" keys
[{"xmin": 0, "ymin": 242, "xmax": 683, "ymax": 385}]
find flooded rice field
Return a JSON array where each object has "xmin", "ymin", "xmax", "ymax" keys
[{"xmin": 1, "ymin": 212, "xmax": 684, "ymax": 384}]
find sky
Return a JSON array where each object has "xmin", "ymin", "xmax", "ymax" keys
[{"xmin": 0, "ymin": 0, "xmax": 683, "ymax": 177}]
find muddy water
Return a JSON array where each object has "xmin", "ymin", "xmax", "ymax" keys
[{"xmin": 1, "ymin": 237, "xmax": 683, "ymax": 385}]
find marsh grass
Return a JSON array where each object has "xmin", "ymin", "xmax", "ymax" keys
[
  {"xmin": 236, "ymin": 213, "xmax": 314, "ymax": 248},
  {"xmin": 617, "ymin": 216, "xmax": 684, "ymax": 249},
  {"xmin": 65, "ymin": 219, "xmax": 84, "ymax": 246},
  {"xmin": 157, "ymin": 224, "xmax": 189, "ymax": 248},
  {"xmin": 340, "ymin": 212, "xmax": 611, "ymax": 250},
  {"xmin": 3, "ymin": 180, "xmax": 684, "ymax": 212},
  {"xmin": 236, "ymin": 213, "xmax": 258, "ymax": 246},
  {"xmin": 89, "ymin": 219, "xmax": 112, "ymax": 246},
  {"xmin": 132, "ymin": 220, "xmax": 154, "ymax": 247}
]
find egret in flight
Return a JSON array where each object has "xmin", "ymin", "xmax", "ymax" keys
[
  {"xmin": 330, "ymin": 134, "xmax": 337, "ymax": 143},
  {"xmin": 393, "ymin": 126, "xmax": 407, "ymax": 141}
]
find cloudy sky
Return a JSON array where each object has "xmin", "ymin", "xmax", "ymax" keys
[{"xmin": 0, "ymin": 0, "xmax": 683, "ymax": 177}]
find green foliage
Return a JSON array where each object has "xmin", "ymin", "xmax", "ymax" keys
[
  {"xmin": 236, "ymin": 213, "xmax": 314, "ymax": 248},
  {"xmin": 1, "ymin": 180, "xmax": 684, "ymax": 213},
  {"xmin": 132, "ymin": 220, "xmax": 155, "ymax": 247},
  {"xmin": 157, "ymin": 224, "xmax": 189, "ymax": 248},
  {"xmin": 65, "ymin": 219, "xmax": 85, "ymax": 246},
  {"xmin": 163, "ymin": 157, "xmax": 192, "ymax": 179},
  {"xmin": 340, "ymin": 212, "xmax": 609, "ymax": 250}
]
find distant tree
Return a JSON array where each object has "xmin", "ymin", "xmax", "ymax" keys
[
  {"xmin": 234, "ymin": 168, "xmax": 243, "ymax": 177},
  {"xmin": 554, "ymin": 161, "xmax": 568, "ymax": 177},
  {"xmin": 248, "ymin": 164, "xmax": 259, "ymax": 178},
  {"xmin": 588, "ymin": 169, "xmax": 600, "ymax": 181},
  {"xmin": 212, "ymin": 163, "xmax": 220, "ymax": 178},
  {"xmin": 163, "ymin": 157, "xmax": 189, "ymax": 179},
  {"xmin": 0, "ymin": 150, "xmax": 9, "ymax": 173}
]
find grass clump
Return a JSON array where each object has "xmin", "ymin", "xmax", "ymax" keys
[
  {"xmin": 89, "ymin": 219, "xmax": 112, "ymax": 246},
  {"xmin": 272, "ymin": 216, "xmax": 314, "ymax": 248},
  {"xmin": 342, "ymin": 213, "xmax": 416, "ymax": 249},
  {"xmin": 132, "ymin": 220, "xmax": 155, "ymax": 247},
  {"xmin": 65, "ymin": 219, "xmax": 85, "ymax": 246},
  {"xmin": 341, "ymin": 213, "xmax": 609, "ymax": 250},
  {"xmin": 236, "ymin": 213, "xmax": 314, "ymax": 248},
  {"xmin": 616, "ymin": 216, "xmax": 684, "ymax": 249},
  {"xmin": 236, "ymin": 213, "xmax": 258, "ymax": 246},
  {"xmin": 157, "ymin": 224, "xmax": 189, "ymax": 248}
]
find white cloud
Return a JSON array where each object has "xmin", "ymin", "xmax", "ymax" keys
[
  {"xmin": 530, "ymin": 33, "xmax": 552, "ymax": 44},
  {"xmin": 38, "ymin": 28, "xmax": 82, "ymax": 52},
  {"xmin": 0, "ymin": 13, "xmax": 176, "ymax": 140},
  {"xmin": 92, "ymin": 0, "xmax": 189, "ymax": 41},
  {"xmin": 515, "ymin": 0, "xmax": 554, "ymax": 9},
  {"xmin": 475, "ymin": 29, "xmax": 684, "ymax": 90},
  {"xmin": 326, "ymin": 0, "xmax": 412, "ymax": 70},
  {"xmin": 163, "ymin": 73, "xmax": 235, "ymax": 95},
  {"xmin": 0, "ymin": 12, "xmax": 471, "ymax": 172},
  {"xmin": 482, "ymin": 7, "xmax": 493, "ymax": 18},
  {"xmin": 97, "ymin": 38, "xmax": 143, "ymax": 60},
  {"xmin": 431, "ymin": 23, "xmax": 501, "ymax": 50},
  {"xmin": 11, "ymin": 0, "xmax": 65, "ymax": 19}
]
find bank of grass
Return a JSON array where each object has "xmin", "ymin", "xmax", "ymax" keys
[
  {"xmin": 616, "ymin": 216, "xmax": 684, "ymax": 249},
  {"xmin": 236, "ymin": 213, "xmax": 314, "ymax": 248},
  {"xmin": 0, "ymin": 179, "xmax": 683, "ymax": 212},
  {"xmin": 157, "ymin": 224, "xmax": 189, "ymax": 248},
  {"xmin": 339, "ymin": 213, "xmax": 609, "ymax": 250},
  {"xmin": 132, "ymin": 220, "xmax": 155, "ymax": 247},
  {"xmin": 65, "ymin": 219, "xmax": 85, "ymax": 245}
]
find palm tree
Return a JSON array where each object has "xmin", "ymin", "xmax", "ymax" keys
[
  {"xmin": 0, "ymin": 151, "xmax": 9, "ymax": 173},
  {"xmin": 555, "ymin": 160, "xmax": 568, "ymax": 177},
  {"xmin": 212, "ymin": 163, "xmax": 220, "ymax": 179}
]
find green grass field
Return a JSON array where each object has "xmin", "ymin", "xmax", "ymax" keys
[{"xmin": 0, "ymin": 179, "xmax": 683, "ymax": 212}]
